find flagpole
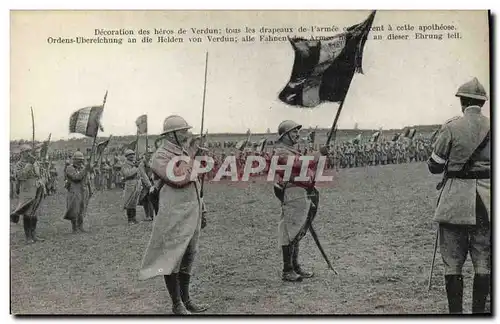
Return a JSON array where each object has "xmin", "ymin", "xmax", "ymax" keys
[
  {"xmin": 90, "ymin": 90, "xmax": 107, "ymax": 165},
  {"xmin": 30, "ymin": 107, "xmax": 35, "ymax": 155},
  {"xmin": 200, "ymin": 51, "xmax": 209, "ymax": 197}
]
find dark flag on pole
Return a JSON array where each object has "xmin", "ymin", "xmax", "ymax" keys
[
  {"xmin": 279, "ymin": 11, "xmax": 376, "ymax": 108},
  {"xmin": 69, "ymin": 106, "xmax": 104, "ymax": 137}
]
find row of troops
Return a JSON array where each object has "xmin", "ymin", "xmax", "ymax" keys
[{"xmin": 9, "ymin": 78, "xmax": 491, "ymax": 315}]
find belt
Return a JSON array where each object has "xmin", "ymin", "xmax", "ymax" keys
[{"xmin": 447, "ymin": 169, "xmax": 490, "ymax": 179}]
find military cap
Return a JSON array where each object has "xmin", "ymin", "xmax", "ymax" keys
[{"xmin": 124, "ymin": 149, "xmax": 135, "ymax": 157}]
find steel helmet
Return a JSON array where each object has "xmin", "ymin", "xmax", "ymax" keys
[
  {"xmin": 455, "ymin": 77, "xmax": 488, "ymax": 101},
  {"xmin": 277, "ymin": 120, "xmax": 302, "ymax": 140},
  {"xmin": 161, "ymin": 115, "xmax": 192, "ymax": 135},
  {"xmin": 73, "ymin": 151, "xmax": 84, "ymax": 160},
  {"xmin": 124, "ymin": 149, "xmax": 135, "ymax": 157}
]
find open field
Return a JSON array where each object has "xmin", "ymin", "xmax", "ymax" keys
[{"xmin": 10, "ymin": 162, "xmax": 480, "ymax": 315}]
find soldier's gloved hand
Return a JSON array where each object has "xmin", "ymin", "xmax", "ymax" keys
[{"xmin": 149, "ymin": 186, "xmax": 156, "ymax": 194}]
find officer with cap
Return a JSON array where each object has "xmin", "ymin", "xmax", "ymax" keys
[
  {"xmin": 427, "ymin": 77, "xmax": 491, "ymax": 314},
  {"xmin": 121, "ymin": 149, "xmax": 145, "ymax": 224},
  {"xmin": 273, "ymin": 120, "xmax": 329, "ymax": 282},
  {"xmin": 139, "ymin": 115, "xmax": 208, "ymax": 315}
]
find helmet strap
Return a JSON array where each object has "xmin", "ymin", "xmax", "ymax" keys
[{"xmin": 173, "ymin": 131, "xmax": 182, "ymax": 147}]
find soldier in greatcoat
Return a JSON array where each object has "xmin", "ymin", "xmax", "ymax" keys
[
  {"xmin": 272, "ymin": 120, "xmax": 329, "ymax": 282},
  {"xmin": 64, "ymin": 151, "xmax": 92, "ymax": 233},
  {"xmin": 427, "ymin": 77, "xmax": 490, "ymax": 314},
  {"xmin": 10, "ymin": 144, "xmax": 46, "ymax": 244},
  {"xmin": 121, "ymin": 149, "xmax": 144, "ymax": 224},
  {"xmin": 139, "ymin": 115, "xmax": 208, "ymax": 315}
]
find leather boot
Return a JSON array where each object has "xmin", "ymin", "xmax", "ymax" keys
[
  {"xmin": 282, "ymin": 245, "xmax": 302, "ymax": 282},
  {"xmin": 77, "ymin": 217, "xmax": 88, "ymax": 233},
  {"xmin": 23, "ymin": 217, "xmax": 34, "ymax": 244},
  {"xmin": 179, "ymin": 272, "xmax": 208, "ymax": 313},
  {"xmin": 127, "ymin": 209, "xmax": 138, "ymax": 225},
  {"xmin": 31, "ymin": 218, "xmax": 45, "ymax": 242},
  {"xmin": 164, "ymin": 274, "xmax": 190, "ymax": 315},
  {"xmin": 71, "ymin": 219, "xmax": 78, "ymax": 233},
  {"xmin": 472, "ymin": 274, "xmax": 490, "ymax": 314},
  {"xmin": 292, "ymin": 243, "xmax": 314, "ymax": 278},
  {"xmin": 143, "ymin": 204, "xmax": 153, "ymax": 221},
  {"xmin": 445, "ymin": 275, "xmax": 463, "ymax": 314}
]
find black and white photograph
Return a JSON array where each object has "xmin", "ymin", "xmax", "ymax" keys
[{"xmin": 8, "ymin": 9, "xmax": 491, "ymax": 315}]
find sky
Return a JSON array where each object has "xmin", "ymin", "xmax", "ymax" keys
[{"xmin": 10, "ymin": 10, "xmax": 490, "ymax": 141}]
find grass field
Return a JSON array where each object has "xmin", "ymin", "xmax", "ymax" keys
[{"xmin": 10, "ymin": 162, "xmax": 481, "ymax": 315}]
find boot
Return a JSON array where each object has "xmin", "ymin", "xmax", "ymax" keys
[
  {"xmin": 127, "ymin": 209, "xmax": 138, "ymax": 225},
  {"xmin": 71, "ymin": 219, "xmax": 78, "ymax": 233},
  {"xmin": 472, "ymin": 274, "xmax": 490, "ymax": 314},
  {"xmin": 179, "ymin": 272, "xmax": 208, "ymax": 313},
  {"xmin": 282, "ymin": 245, "xmax": 302, "ymax": 282},
  {"xmin": 143, "ymin": 204, "xmax": 153, "ymax": 221},
  {"xmin": 292, "ymin": 243, "xmax": 314, "ymax": 278},
  {"xmin": 77, "ymin": 218, "xmax": 88, "ymax": 233},
  {"xmin": 445, "ymin": 275, "xmax": 463, "ymax": 314},
  {"xmin": 23, "ymin": 217, "xmax": 34, "ymax": 244},
  {"xmin": 31, "ymin": 218, "xmax": 45, "ymax": 242},
  {"xmin": 164, "ymin": 274, "xmax": 190, "ymax": 315}
]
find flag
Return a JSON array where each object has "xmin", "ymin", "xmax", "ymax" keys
[
  {"xmin": 402, "ymin": 128, "xmax": 410, "ymax": 138},
  {"xmin": 371, "ymin": 131, "xmax": 380, "ymax": 142},
  {"xmin": 392, "ymin": 133, "xmax": 401, "ymax": 142},
  {"xmin": 38, "ymin": 134, "xmax": 51, "ymax": 160},
  {"xmin": 279, "ymin": 11, "xmax": 376, "ymax": 107},
  {"xmin": 69, "ymin": 106, "xmax": 104, "ymax": 137},
  {"xmin": 136, "ymin": 114, "xmax": 148, "ymax": 135},
  {"xmin": 122, "ymin": 139, "xmax": 137, "ymax": 152},
  {"xmin": 96, "ymin": 136, "xmax": 112, "ymax": 163},
  {"xmin": 352, "ymin": 134, "xmax": 362, "ymax": 144},
  {"xmin": 258, "ymin": 138, "xmax": 267, "ymax": 152},
  {"xmin": 408, "ymin": 128, "xmax": 416, "ymax": 139}
]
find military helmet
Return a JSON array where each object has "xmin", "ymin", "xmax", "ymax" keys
[
  {"xmin": 161, "ymin": 115, "xmax": 192, "ymax": 135},
  {"xmin": 124, "ymin": 149, "xmax": 135, "ymax": 157},
  {"xmin": 73, "ymin": 151, "xmax": 84, "ymax": 160},
  {"xmin": 455, "ymin": 77, "xmax": 488, "ymax": 101},
  {"xmin": 277, "ymin": 120, "xmax": 302, "ymax": 140}
]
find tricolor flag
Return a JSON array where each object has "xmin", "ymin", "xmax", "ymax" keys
[
  {"xmin": 69, "ymin": 106, "xmax": 104, "ymax": 137},
  {"xmin": 136, "ymin": 114, "xmax": 148, "ymax": 135},
  {"xmin": 371, "ymin": 131, "xmax": 380, "ymax": 143},
  {"xmin": 402, "ymin": 128, "xmax": 410, "ymax": 138},
  {"xmin": 279, "ymin": 11, "xmax": 376, "ymax": 107},
  {"xmin": 352, "ymin": 133, "xmax": 362, "ymax": 144},
  {"xmin": 408, "ymin": 128, "xmax": 416, "ymax": 139},
  {"xmin": 392, "ymin": 133, "xmax": 401, "ymax": 142},
  {"xmin": 308, "ymin": 130, "xmax": 316, "ymax": 144},
  {"xmin": 96, "ymin": 136, "xmax": 112, "ymax": 163},
  {"xmin": 235, "ymin": 129, "xmax": 252, "ymax": 151}
]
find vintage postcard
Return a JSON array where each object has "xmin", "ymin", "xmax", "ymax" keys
[{"xmin": 10, "ymin": 10, "xmax": 491, "ymax": 315}]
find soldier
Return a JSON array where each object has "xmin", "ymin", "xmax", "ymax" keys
[
  {"xmin": 427, "ymin": 78, "xmax": 490, "ymax": 314},
  {"xmin": 64, "ymin": 151, "xmax": 92, "ymax": 233},
  {"xmin": 102, "ymin": 159, "xmax": 113, "ymax": 190},
  {"xmin": 138, "ymin": 149, "xmax": 157, "ymax": 221},
  {"xmin": 273, "ymin": 120, "xmax": 329, "ymax": 282},
  {"xmin": 10, "ymin": 144, "xmax": 46, "ymax": 244},
  {"xmin": 47, "ymin": 161, "xmax": 58, "ymax": 195},
  {"xmin": 139, "ymin": 115, "xmax": 208, "ymax": 315},
  {"xmin": 121, "ymin": 149, "xmax": 144, "ymax": 225}
]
